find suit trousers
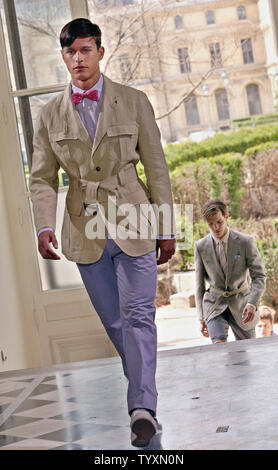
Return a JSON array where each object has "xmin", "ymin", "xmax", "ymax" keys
[
  {"xmin": 77, "ymin": 239, "xmax": 158, "ymax": 415},
  {"xmin": 207, "ymin": 307, "xmax": 256, "ymax": 342}
]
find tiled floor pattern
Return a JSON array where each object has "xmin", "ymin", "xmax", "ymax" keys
[{"xmin": 0, "ymin": 336, "xmax": 278, "ymax": 450}]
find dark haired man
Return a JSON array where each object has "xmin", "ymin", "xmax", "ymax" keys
[
  {"xmin": 30, "ymin": 18, "xmax": 175, "ymax": 447},
  {"xmin": 194, "ymin": 198, "xmax": 266, "ymax": 343}
]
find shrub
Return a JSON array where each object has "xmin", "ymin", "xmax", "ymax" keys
[
  {"xmin": 171, "ymin": 153, "xmax": 244, "ymax": 219},
  {"xmin": 164, "ymin": 123, "xmax": 278, "ymax": 171},
  {"xmin": 257, "ymin": 239, "xmax": 278, "ymax": 318},
  {"xmin": 234, "ymin": 112, "xmax": 278, "ymax": 128},
  {"xmin": 245, "ymin": 141, "xmax": 278, "ymax": 156}
]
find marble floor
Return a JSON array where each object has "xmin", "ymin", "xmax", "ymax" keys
[{"xmin": 0, "ymin": 335, "xmax": 278, "ymax": 450}]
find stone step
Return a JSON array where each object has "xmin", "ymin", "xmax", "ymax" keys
[
  {"xmin": 170, "ymin": 291, "xmax": 196, "ymax": 308},
  {"xmin": 173, "ymin": 271, "xmax": 195, "ymax": 293}
]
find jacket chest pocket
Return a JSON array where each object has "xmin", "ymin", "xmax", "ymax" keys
[
  {"xmin": 103, "ymin": 123, "xmax": 138, "ymax": 161},
  {"xmin": 49, "ymin": 132, "xmax": 87, "ymax": 166},
  {"xmin": 232, "ymin": 254, "xmax": 246, "ymax": 274}
]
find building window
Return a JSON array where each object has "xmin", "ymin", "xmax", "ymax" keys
[
  {"xmin": 237, "ymin": 6, "xmax": 247, "ymax": 20},
  {"xmin": 178, "ymin": 47, "xmax": 191, "ymax": 73},
  {"xmin": 215, "ymin": 88, "xmax": 230, "ymax": 121},
  {"xmin": 206, "ymin": 10, "xmax": 215, "ymax": 25},
  {"xmin": 246, "ymin": 84, "xmax": 262, "ymax": 115},
  {"xmin": 209, "ymin": 42, "xmax": 222, "ymax": 67},
  {"xmin": 241, "ymin": 38, "xmax": 254, "ymax": 64},
  {"xmin": 184, "ymin": 94, "xmax": 200, "ymax": 126},
  {"xmin": 174, "ymin": 15, "xmax": 183, "ymax": 29},
  {"xmin": 0, "ymin": 0, "xmax": 87, "ymax": 291}
]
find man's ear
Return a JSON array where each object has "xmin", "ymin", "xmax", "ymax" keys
[
  {"xmin": 225, "ymin": 213, "xmax": 230, "ymax": 220},
  {"xmin": 98, "ymin": 46, "xmax": 105, "ymax": 61}
]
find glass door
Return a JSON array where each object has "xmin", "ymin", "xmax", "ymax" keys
[
  {"xmin": 0, "ymin": 0, "xmax": 85, "ymax": 290},
  {"xmin": 0, "ymin": 0, "xmax": 116, "ymax": 367}
]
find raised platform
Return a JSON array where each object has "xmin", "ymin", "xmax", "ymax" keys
[{"xmin": 0, "ymin": 336, "xmax": 278, "ymax": 450}]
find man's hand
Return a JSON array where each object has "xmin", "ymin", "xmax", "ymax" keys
[
  {"xmin": 242, "ymin": 304, "xmax": 255, "ymax": 324},
  {"xmin": 156, "ymin": 238, "xmax": 176, "ymax": 265},
  {"xmin": 38, "ymin": 230, "xmax": 61, "ymax": 260},
  {"xmin": 200, "ymin": 321, "xmax": 209, "ymax": 337}
]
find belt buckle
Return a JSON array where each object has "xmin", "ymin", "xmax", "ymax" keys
[{"xmin": 84, "ymin": 203, "xmax": 98, "ymax": 216}]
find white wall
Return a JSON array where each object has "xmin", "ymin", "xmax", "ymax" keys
[
  {"xmin": 0, "ymin": 170, "xmax": 30, "ymax": 371},
  {"xmin": 0, "ymin": 19, "xmax": 42, "ymax": 372}
]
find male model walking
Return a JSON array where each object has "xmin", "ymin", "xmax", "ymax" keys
[
  {"xmin": 30, "ymin": 18, "xmax": 175, "ymax": 447},
  {"xmin": 194, "ymin": 199, "xmax": 266, "ymax": 343}
]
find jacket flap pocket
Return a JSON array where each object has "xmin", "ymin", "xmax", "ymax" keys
[
  {"xmin": 107, "ymin": 124, "xmax": 138, "ymax": 137},
  {"xmin": 49, "ymin": 131, "xmax": 79, "ymax": 142}
]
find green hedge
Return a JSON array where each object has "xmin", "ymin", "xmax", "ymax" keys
[
  {"xmin": 171, "ymin": 152, "xmax": 244, "ymax": 215},
  {"xmin": 244, "ymin": 140, "xmax": 278, "ymax": 155},
  {"xmin": 164, "ymin": 123, "xmax": 278, "ymax": 171},
  {"xmin": 233, "ymin": 112, "xmax": 278, "ymax": 128}
]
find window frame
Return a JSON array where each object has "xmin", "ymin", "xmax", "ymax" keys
[
  {"xmin": 1, "ymin": 0, "xmax": 88, "ymax": 174},
  {"xmin": 184, "ymin": 94, "xmax": 200, "ymax": 126},
  {"xmin": 174, "ymin": 15, "xmax": 183, "ymax": 30},
  {"xmin": 178, "ymin": 47, "xmax": 191, "ymax": 74},
  {"xmin": 209, "ymin": 42, "xmax": 222, "ymax": 67},
  {"xmin": 246, "ymin": 83, "xmax": 262, "ymax": 115},
  {"xmin": 241, "ymin": 38, "xmax": 254, "ymax": 64},
  {"xmin": 237, "ymin": 5, "xmax": 247, "ymax": 21},
  {"xmin": 206, "ymin": 10, "xmax": 215, "ymax": 25},
  {"xmin": 0, "ymin": 0, "xmax": 89, "ymax": 292},
  {"xmin": 215, "ymin": 87, "xmax": 230, "ymax": 121}
]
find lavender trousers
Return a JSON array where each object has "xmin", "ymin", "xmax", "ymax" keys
[{"xmin": 77, "ymin": 239, "xmax": 158, "ymax": 415}]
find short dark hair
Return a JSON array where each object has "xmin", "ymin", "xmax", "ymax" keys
[
  {"xmin": 60, "ymin": 18, "xmax": 102, "ymax": 49},
  {"xmin": 202, "ymin": 198, "xmax": 228, "ymax": 221}
]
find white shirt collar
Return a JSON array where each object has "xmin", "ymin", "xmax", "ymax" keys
[{"xmin": 71, "ymin": 73, "xmax": 104, "ymax": 95}]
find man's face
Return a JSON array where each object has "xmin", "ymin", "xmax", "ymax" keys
[
  {"xmin": 257, "ymin": 318, "xmax": 273, "ymax": 337},
  {"xmin": 207, "ymin": 210, "xmax": 229, "ymax": 239},
  {"xmin": 61, "ymin": 36, "xmax": 104, "ymax": 89}
]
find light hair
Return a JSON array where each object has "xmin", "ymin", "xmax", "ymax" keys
[
  {"xmin": 259, "ymin": 305, "xmax": 275, "ymax": 324},
  {"xmin": 202, "ymin": 198, "xmax": 228, "ymax": 221}
]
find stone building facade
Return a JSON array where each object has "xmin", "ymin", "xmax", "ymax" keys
[{"xmin": 89, "ymin": 0, "xmax": 277, "ymax": 143}]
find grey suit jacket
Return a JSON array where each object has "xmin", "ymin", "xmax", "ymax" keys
[{"xmin": 194, "ymin": 229, "xmax": 266, "ymax": 331}]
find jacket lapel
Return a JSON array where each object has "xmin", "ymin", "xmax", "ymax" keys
[
  {"xmin": 226, "ymin": 229, "xmax": 240, "ymax": 286},
  {"xmin": 60, "ymin": 84, "xmax": 93, "ymax": 150},
  {"xmin": 91, "ymin": 75, "xmax": 119, "ymax": 157},
  {"xmin": 208, "ymin": 234, "xmax": 225, "ymax": 282}
]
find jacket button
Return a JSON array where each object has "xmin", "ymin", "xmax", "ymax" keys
[{"xmin": 95, "ymin": 166, "xmax": 101, "ymax": 172}]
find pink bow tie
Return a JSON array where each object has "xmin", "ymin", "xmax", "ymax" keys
[{"xmin": 72, "ymin": 89, "xmax": 99, "ymax": 105}]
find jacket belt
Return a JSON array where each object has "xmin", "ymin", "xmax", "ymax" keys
[
  {"xmin": 81, "ymin": 164, "xmax": 138, "ymax": 205},
  {"xmin": 206, "ymin": 280, "xmax": 249, "ymax": 321}
]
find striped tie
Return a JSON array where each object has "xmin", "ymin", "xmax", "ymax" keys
[{"xmin": 218, "ymin": 240, "xmax": 227, "ymax": 275}]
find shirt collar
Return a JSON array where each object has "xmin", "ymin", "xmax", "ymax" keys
[
  {"xmin": 211, "ymin": 227, "xmax": 230, "ymax": 245},
  {"xmin": 71, "ymin": 73, "xmax": 104, "ymax": 97}
]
